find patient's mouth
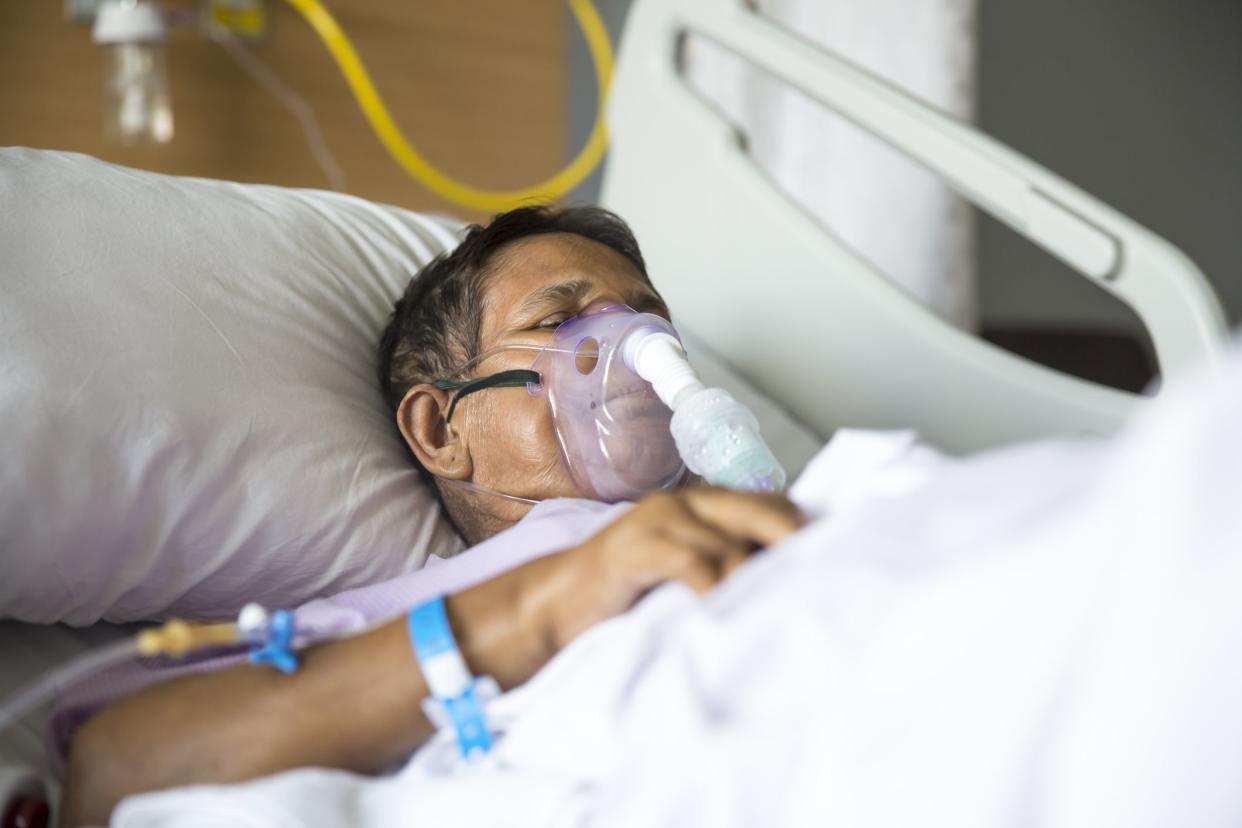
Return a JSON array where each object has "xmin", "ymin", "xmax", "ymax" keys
[
  {"xmin": 606, "ymin": 386, "xmax": 646, "ymax": 403},
  {"xmin": 602, "ymin": 387, "xmax": 670, "ymax": 418}
]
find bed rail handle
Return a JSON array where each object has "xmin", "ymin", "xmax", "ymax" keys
[{"xmin": 644, "ymin": 0, "xmax": 1230, "ymax": 381}]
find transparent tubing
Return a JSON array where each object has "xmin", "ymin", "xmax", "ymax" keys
[
  {"xmin": 0, "ymin": 638, "xmax": 139, "ymax": 737},
  {"xmin": 211, "ymin": 31, "xmax": 346, "ymax": 191},
  {"xmin": 438, "ymin": 477, "xmax": 541, "ymax": 506}
]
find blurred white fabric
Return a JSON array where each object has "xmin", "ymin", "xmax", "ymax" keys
[
  {"xmin": 115, "ymin": 335, "xmax": 1242, "ymax": 828},
  {"xmin": 684, "ymin": 0, "xmax": 979, "ymax": 329}
]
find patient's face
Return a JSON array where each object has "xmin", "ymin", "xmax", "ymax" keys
[{"xmin": 454, "ymin": 232, "xmax": 669, "ymax": 518}]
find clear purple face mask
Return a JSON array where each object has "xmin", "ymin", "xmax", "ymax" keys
[
  {"xmin": 438, "ymin": 301, "xmax": 786, "ymax": 507},
  {"xmin": 434, "ymin": 304, "xmax": 689, "ymax": 505},
  {"xmin": 528, "ymin": 304, "xmax": 688, "ymax": 502}
]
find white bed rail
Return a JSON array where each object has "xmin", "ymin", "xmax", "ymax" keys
[{"xmin": 602, "ymin": 0, "xmax": 1230, "ymax": 453}]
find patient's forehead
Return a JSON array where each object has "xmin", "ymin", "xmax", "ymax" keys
[{"xmin": 479, "ymin": 233, "xmax": 663, "ymax": 345}]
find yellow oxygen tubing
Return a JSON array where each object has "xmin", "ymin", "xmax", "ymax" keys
[{"xmin": 281, "ymin": 0, "xmax": 615, "ymax": 213}]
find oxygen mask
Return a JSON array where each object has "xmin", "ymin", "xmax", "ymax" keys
[{"xmin": 434, "ymin": 303, "xmax": 785, "ymax": 506}]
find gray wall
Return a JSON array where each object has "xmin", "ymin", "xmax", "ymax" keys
[
  {"xmin": 977, "ymin": 0, "xmax": 1242, "ymax": 337},
  {"xmin": 567, "ymin": 0, "xmax": 632, "ymax": 205},
  {"xmin": 571, "ymin": 0, "xmax": 1242, "ymax": 337}
]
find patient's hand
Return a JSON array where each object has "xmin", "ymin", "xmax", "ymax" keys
[{"xmin": 514, "ymin": 488, "xmax": 802, "ymax": 651}]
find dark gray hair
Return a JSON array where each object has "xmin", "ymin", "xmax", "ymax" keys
[{"xmin": 377, "ymin": 204, "xmax": 651, "ymax": 433}]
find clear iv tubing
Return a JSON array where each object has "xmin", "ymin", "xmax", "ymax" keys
[
  {"xmin": 281, "ymin": 0, "xmax": 614, "ymax": 213},
  {"xmin": 0, "ymin": 639, "xmax": 138, "ymax": 737},
  {"xmin": 0, "ymin": 619, "xmax": 243, "ymax": 738}
]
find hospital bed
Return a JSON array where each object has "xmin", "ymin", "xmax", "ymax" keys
[
  {"xmin": 602, "ymin": 0, "xmax": 1228, "ymax": 455},
  {"xmin": 0, "ymin": 0, "xmax": 1231, "ymax": 820}
]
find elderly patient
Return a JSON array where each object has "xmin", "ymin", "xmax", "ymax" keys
[{"xmin": 62, "ymin": 206, "xmax": 800, "ymax": 825}]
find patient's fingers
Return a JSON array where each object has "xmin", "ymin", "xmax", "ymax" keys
[
  {"xmin": 681, "ymin": 488, "xmax": 802, "ymax": 548},
  {"xmin": 663, "ymin": 543, "xmax": 721, "ymax": 595},
  {"xmin": 655, "ymin": 493, "xmax": 756, "ymax": 560},
  {"xmin": 621, "ymin": 532, "xmax": 725, "ymax": 594},
  {"xmin": 535, "ymin": 490, "xmax": 799, "ymax": 652},
  {"xmin": 645, "ymin": 535, "xmax": 751, "ymax": 595},
  {"xmin": 718, "ymin": 546, "xmax": 751, "ymax": 579}
]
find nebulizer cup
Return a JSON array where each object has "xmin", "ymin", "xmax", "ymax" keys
[{"xmin": 622, "ymin": 321, "xmax": 787, "ymax": 494}]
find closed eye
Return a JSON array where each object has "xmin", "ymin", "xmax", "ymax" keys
[{"xmin": 533, "ymin": 313, "xmax": 571, "ymax": 330}]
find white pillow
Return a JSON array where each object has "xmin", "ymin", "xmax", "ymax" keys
[{"xmin": 0, "ymin": 149, "xmax": 465, "ymax": 624}]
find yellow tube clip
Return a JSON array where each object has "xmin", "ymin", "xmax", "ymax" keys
[{"xmin": 136, "ymin": 620, "xmax": 242, "ymax": 658}]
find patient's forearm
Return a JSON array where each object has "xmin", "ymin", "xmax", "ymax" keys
[
  {"xmin": 62, "ymin": 566, "xmax": 553, "ymax": 826},
  {"xmin": 64, "ymin": 621, "xmax": 421, "ymax": 814}
]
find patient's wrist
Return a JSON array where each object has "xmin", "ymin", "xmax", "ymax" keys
[{"xmin": 445, "ymin": 559, "xmax": 560, "ymax": 690}]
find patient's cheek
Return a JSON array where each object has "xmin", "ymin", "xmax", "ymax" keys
[
  {"xmin": 475, "ymin": 394, "xmax": 577, "ymax": 498},
  {"xmin": 515, "ymin": 404, "xmax": 577, "ymax": 491}
]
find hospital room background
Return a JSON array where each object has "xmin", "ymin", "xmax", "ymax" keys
[
  {"xmin": 2, "ymin": 0, "xmax": 1242, "ymax": 825},
  {"xmin": 2, "ymin": 0, "xmax": 1239, "ymax": 392}
]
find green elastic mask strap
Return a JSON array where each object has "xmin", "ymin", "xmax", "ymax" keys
[{"xmin": 433, "ymin": 369, "xmax": 541, "ymax": 423}]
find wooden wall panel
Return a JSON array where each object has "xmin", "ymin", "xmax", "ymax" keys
[{"xmin": 0, "ymin": 0, "xmax": 566, "ymax": 222}]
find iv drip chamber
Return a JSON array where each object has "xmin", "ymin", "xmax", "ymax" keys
[{"xmin": 93, "ymin": 1, "xmax": 174, "ymax": 145}]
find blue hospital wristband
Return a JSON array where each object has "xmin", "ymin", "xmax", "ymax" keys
[{"xmin": 408, "ymin": 596, "xmax": 494, "ymax": 759}]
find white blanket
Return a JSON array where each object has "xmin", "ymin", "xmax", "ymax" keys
[{"xmin": 115, "ymin": 349, "xmax": 1242, "ymax": 828}]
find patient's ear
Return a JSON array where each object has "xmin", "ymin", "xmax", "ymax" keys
[{"xmin": 397, "ymin": 385, "xmax": 472, "ymax": 480}]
